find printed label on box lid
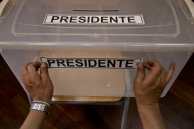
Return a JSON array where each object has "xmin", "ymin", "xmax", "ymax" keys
[
  {"xmin": 40, "ymin": 57, "xmax": 143, "ymax": 69},
  {"xmin": 43, "ymin": 14, "xmax": 145, "ymax": 25}
]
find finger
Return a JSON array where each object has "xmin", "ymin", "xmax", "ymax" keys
[
  {"xmin": 20, "ymin": 71, "xmax": 27, "ymax": 86},
  {"xmin": 32, "ymin": 61, "xmax": 42, "ymax": 71},
  {"xmin": 20, "ymin": 63, "xmax": 31, "ymax": 85},
  {"xmin": 40, "ymin": 62, "xmax": 50, "ymax": 80},
  {"xmin": 27, "ymin": 62, "xmax": 41, "ymax": 81},
  {"xmin": 161, "ymin": 67, "xmax": 167, "ymax": 87},
  {"xmin": 166, "ymin": 63, "xmax": 175, "ymax": 83},
  {"xmin": 134, "ymin": 62, "xmax": 145, "ymax": 84},
  {"xmin": 147, "ymin": 60, "xmax": 162, "ymax": 68},
  {"xmin": 21, "ymin": 63, "xmax": 31, "ymax": 75},
  {"xmin": 27, "ymin": 62, "xmax": 41, "ymax": 74},
  {"xmin": 146, "ymin": 60, "xmax": 163, "ymax": 77},
  {"xmin": 20, "ymin": 74, "xmax": 31, "ymax": 91},
  {"xmin": 20, "ymin": 63, "xmax": 32, "ymax": 88},
  {"xmin": 142, "ymin": 62, "xmax": 152, "ymax": 70},
  {"xmin": 21, "ymin": 62, "xmax": 41, "ymax": 86}
]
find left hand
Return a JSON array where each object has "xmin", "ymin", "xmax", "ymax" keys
[{"xmin": 20, "ymin": 62, "xmax": 54, "ymax": 104}]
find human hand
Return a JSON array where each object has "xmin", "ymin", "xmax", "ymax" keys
[
  {"xmin": 20, "ymin": 62, "xmax": 53, "ymax": 104},
  {"xmin": 134, "ymin": 60, "xmax": 175, "ymax": 106}
]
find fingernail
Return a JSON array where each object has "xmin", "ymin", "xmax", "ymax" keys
[
  {"xmin": 42, "ymin": 62, "xmax": 47, "ymax": 67},
  {"xmin": 137, "ymin": 62, "xmax": 142, "ymax": 68}
]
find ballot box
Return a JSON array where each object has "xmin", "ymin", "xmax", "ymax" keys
[{"xmin": 0, "ymin": 0, "xmax": 194, "ymax": 98}]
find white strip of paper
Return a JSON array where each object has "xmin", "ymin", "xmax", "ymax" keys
[
  {"xmin": 43, "ymin": 14, "xmax": 145, "ymax": 25},
  {"xmin": 40, "ymin": 57, "xmax": 143, "ymax": 69}
]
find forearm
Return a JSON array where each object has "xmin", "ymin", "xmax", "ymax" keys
[
  {"xmin": 20, "ymin": 110, "xmax": 46, "ymax": 129},
  {"xmin": 137, "ymin": 104, "xmax": 166, "ymax": 129}
]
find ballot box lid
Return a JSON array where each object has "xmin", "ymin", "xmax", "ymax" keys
[{"xmin": 0, "ymin": 0, "xmax": 194, "ymax": 51}]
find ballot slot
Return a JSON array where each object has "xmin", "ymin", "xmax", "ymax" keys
[{"xmin": 72, "ymin": 9, "xmax": 120, "ymax": 12}]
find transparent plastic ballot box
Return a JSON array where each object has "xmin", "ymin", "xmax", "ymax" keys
[{"xmin": 0, "ymin": 0, "xmax": 194, "ymax": 97}]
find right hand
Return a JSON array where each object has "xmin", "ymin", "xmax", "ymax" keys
[
  {"xmin": 20, "ymin": 62, "xmax": 54, "ymax": 104},
  {"xmin": 133, "ymin": 60, "xmax": 175, "ymax": 106}
]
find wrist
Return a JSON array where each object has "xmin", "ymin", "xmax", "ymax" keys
[
  {"xmin": 137, "ymin": 103, "xmax": 159, "ymax": 109},
  {"xmin": 32, "ymin": 96, "xmax": 52, "ymax": 104},
  {"xmin": 135, "ymin": 95, "xmax": 159, "ymax": 107}
]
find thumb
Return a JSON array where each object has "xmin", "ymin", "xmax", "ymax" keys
[
  {"xmin": 134, "ymin": 62, "xmax": 145, "ymax": 84},
  {"xmin": 40, "ymin": 62, "xmax": 49, "ymax": 79}
]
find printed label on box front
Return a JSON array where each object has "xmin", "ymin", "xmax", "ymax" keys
[{"xmin": 40, "ymin": 57, "xmax": 143, "ymax": 69}]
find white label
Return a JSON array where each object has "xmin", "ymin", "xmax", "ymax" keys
[
  {"xmin": 40, "ymin": 57, "xmax": 143, "ymax": 69},
  {"xmin": 43, "ymin": 14, "xmax": 145, "ymax": 25}
]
